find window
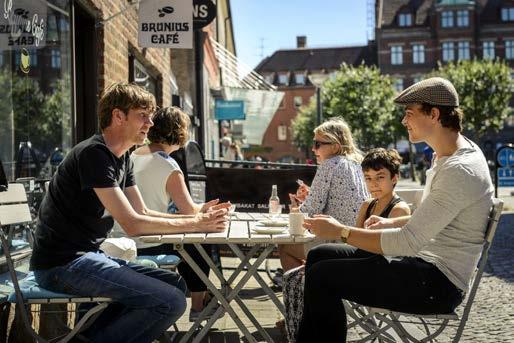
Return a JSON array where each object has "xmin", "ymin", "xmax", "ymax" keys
[
  {"xmin": 483, "ymin": 41, "xmax": 495, "ymax": 59},
  {"xmin": 412, "ymin": 75, "xmax": 423, "ymax": 84},
  {"xmin": 294, "ymin": 96, "xmax": 303, "ymax": 109},
  {"xmin": 391, "ymin": 45, "xmax": 403, "ymax": 65},
  {"xmin": 132, "ymin": 58, "xmax": 157, "ymax": 96},
  {"xmin": 501, "ymin": 7, "xmax": 514, "ymax": 21},
  {"xmin": 294, "ymin": 73, "xmax": 305, "ymax": 85},
  {"xmin": 51, "ymin": 49, "xmax": 61, "ymax": 68},
  {"xmin": 0, "ymin": 52, "xmax": 3, "ymax": 67},
  {"xmin": 505, "ymin": 40, "xmax": 514, "ymax": 60},
  {"xmin": 398, "ymin": 13, "xmax": 412, "ymax": 27},
  {"xmin": 458, "ymin": 41, "xmax": 470, "ymax": 60},
  {"xmin": 456, "ymin": 10, "xmax": 469, "ymax": 27},
  {"xmin": 264, "ymin": 74, "xmax": 274, "ymax": 84},
  {"xmin": 394, "ymin": 78, "xmax": 404, "ymax": 92},
  {"xmin": 278, "ymin": 74, "xmax": 289, "ymax": 85},
  {"xmin": 277, "ymin": 125, "xmax": 287, "ymax": 141},
  {"xmin": 412, "ymin": 44, "xmax": 425, "ymax": 64},
  {"xmin": 29, "ymin": 50, "xmax": 38, "ymax": 66},
  {"xmin": 442, "ymin": 11, "xmax": 454, "ymax": 27},
  {"xmin": 442, "ymin": 42, "xmax": 455, "ymax": 61}
]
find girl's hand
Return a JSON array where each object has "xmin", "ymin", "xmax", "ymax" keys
[{"xmin": 364, "ymin": 215, "xmax": 392, "ymax": 230}]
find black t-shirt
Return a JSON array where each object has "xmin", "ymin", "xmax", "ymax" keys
[{"xmin": 30, "ymin": 134, "xmax": 135, "ymax": 270}]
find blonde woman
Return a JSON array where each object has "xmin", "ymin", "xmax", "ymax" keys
[
  {"xmin": 277, "ymin": 118, "xmax": 368, "ymax": 340},
  {"xmin": 281, "ymin": 118, "xmax": 368, "ymax": 271}
]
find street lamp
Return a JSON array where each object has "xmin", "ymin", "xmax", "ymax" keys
[{"xmin": 308, "ymin": 73, "xmax": 329, "ymax": 126}]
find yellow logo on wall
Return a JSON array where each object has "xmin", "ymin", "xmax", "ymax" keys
[{"xmin": 20, "ymin": 48, "xmax": 30, "ymax": 74}]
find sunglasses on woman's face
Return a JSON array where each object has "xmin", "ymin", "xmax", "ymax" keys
[{"xmin": 312, "ymin": 140, "xmax": 333, "ymax": 149}]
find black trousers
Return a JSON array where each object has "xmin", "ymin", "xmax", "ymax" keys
[
  {"xmin": 296, "ymin": 244, "xmax": 464, "ymax": 343},
  {"xmin": 138, "ymin": 243, "xmax": 211, "ymax": 292}
]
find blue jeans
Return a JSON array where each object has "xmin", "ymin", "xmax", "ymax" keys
[{"xmin": 33, "ymin": 251, "xmax": 187, "ymax": 343}]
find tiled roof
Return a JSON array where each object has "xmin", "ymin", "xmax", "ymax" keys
[
  {"xmin": 255, "ymin": 45, "xmax": 376, "ymax": 74},
  {"xmin": 380, "ymin": 0, "xmax": 432, "ymax": 27}
]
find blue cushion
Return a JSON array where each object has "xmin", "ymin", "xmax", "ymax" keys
[
  {"xmin": 137, "ymin": 254, "xmax": 180, "ymax": 266},
  {"xmin": 7, "ymin": 272, "xmax": 75, "ymax": 302}
]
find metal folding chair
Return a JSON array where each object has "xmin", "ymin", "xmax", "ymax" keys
[
  {"xmin": 345, "ymin": 198, "xmax": 504, "ymax": 343},
  {"xmin": 0, "ymin": 183, "xmax": 111, "ymax": 343}
]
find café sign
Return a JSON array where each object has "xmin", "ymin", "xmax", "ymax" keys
[
  {"xmin": 1, "ymin": 0, "xmax": 46, "ymax": 49},
  {"xmin": 138, "ymin": 0, "xmax": 192, "ymax": 48}
]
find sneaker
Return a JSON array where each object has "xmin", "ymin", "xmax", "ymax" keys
[
  {"xmin": 272, "ymin": 273, "xmax": 283, "ymax": 287},
  {"xmin": 189, "ymin": 303, "xmax": 224, "ymax": 322}
]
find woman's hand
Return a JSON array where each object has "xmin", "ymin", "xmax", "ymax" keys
[
  {"xmin": 200, "ymin": 199, "xmax": 231, "ymax": 213},
  {"xmin": 193, "ymin": 208, "xmax": 228, "ymax": 232},
  {"xmin": 295, "ymin": 183, "xmax": 310, "ymax": 202},
  {"xmin": 303, "ymin": 215, "xmax": 343, "ymax": 240},
  {"xmin": 364, "ymin": 215, "xmax": 392, "ymax": 230}
]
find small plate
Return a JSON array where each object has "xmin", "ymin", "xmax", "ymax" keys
[
  {"xmin": 257, "ymin": 220, "xmax": 288, "ymax": 227},
  {"xmin": 251, "ymin": 227, "xmax": 287, "ymax": 235}
]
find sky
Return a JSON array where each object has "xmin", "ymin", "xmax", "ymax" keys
[{"xmin": 230, "ymin": 0, "xmax": 370, "ymax": 69}]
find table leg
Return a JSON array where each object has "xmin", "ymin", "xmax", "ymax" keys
[
  {"xmin": 230, "ymin": 243, "xmax": 286, "ymax": 315},
  {"xmin": 174, "ymin": 244, "xmax": 257, "ymax": 343}
]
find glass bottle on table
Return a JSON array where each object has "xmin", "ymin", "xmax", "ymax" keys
[{"xmin": 269, "ymin": 184, "xmax": 281, "ymax": 219}]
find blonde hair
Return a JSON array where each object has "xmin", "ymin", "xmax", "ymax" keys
[{"xmin": 314, "ymin": 118, "xmax": 363, "ymax": 163}]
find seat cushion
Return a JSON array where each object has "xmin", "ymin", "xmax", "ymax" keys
[
  {"xmin": 137, "ymin": 254, "xmax": 180, "ymax": 266},
  {"xmin": 7, "ymin": 272, "xmax": 75, "ymax": 302}
]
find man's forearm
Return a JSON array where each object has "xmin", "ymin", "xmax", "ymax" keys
[
  {"xmin": 144, "ymin": 207, "xmax": 195, "ymax": 219},
  {"xmin": 121, "ymin": 213, "xmax": 198, "ymax": 236}
]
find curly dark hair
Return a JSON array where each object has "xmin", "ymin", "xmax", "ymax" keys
[
  {"xmin": 147, "ymin": 106, "xmax": 190, "ymax": 146},
  {"xmin": 361, "ymin": 148, "xmax": 402, "ymax": 178},
  {"xmin": 421, "ymin": 103, "xmax": 463, "ymax": 132}
]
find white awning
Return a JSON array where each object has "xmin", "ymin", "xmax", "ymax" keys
[{"xmin": 210, "ymin": 38, "xmax": 284, "ymax": 145}]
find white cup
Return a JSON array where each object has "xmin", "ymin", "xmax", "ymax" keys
[{"xmin": 288, "ymin": 212, "xmax": 305, "ymax": 236}]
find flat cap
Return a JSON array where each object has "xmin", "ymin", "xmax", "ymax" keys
[{"xmin": 393, "ymin": 77, "xmax": 459, "ymax": 107}]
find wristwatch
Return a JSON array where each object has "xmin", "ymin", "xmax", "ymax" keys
[{"xmin": 340, "ymin": 226, "xmax": 351, "ymax": 243}]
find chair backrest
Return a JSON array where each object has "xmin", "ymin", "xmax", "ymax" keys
[
  {"xmin": 396, "ymin": 188, "xmax": 424, "ymax": 211},
  {"xmin": 458, "ymin": 198, "xmax": 503, "ymax": 327},
  {"xmin": 0, "ymin": 183, "xmax": 32, "ymax": 226}
]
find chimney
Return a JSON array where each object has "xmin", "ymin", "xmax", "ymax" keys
[{"xmin": 296, "ymin": 36, "xmax": 306, "ymax": 49}]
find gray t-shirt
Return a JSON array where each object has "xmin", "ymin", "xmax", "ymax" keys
[{"xmin": 381, "ymin": 140, "xmax": 493, "ymax": 292}]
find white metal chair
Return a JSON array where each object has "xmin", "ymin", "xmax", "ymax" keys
[
  {"xmin": 396, "ymin": 189, "xmax": 424, "ymax": 212},
  {"xmin": 0, "ymin": 183, "xmax": 111, "ymax": 343},
  {"xmin": 345, "ymin": 198, "xmax": 504, "ymax": 343}
]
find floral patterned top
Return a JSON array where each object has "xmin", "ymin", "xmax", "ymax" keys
[{"xmin": 300, "ymin": 155, "xmax": 368, "ymax": 225}]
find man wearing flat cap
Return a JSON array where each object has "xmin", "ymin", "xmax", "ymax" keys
[{"xmin": 296, "ymin": 77, "xmax": 494, "ymax": 342}]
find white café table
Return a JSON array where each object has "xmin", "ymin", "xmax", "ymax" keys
[{"xmin": 140, "ymin": 212, "xmax": 315, "ymax": 343}]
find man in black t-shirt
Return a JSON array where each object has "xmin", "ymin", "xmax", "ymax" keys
[{"xmin": 30, "ymin": 83, "xmax": 228, "ymax": 343}]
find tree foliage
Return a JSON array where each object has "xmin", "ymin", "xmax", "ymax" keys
[
  {"xmin": 432, "ymin": 59, "xmax": 512, "ymax": 138},
  {"xmin": 292, "ymin": 64, "xmax": 404, "ymax": 152}
]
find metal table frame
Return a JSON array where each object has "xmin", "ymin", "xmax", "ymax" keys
[{"xmin": 141, "ymin": 212, "xmax": 314, "ymax": 343}]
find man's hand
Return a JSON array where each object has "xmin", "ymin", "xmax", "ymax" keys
[
  {"xmin": 193, "ymin": 208, "xmax": 228, "ymax": 232},
  {"xmin": 303, "ymin": 215, "xmax": 343, "ymax": 240},
  {"xmin": 364, "ymin": 215, "xmax": 392, "ymax": 230}
]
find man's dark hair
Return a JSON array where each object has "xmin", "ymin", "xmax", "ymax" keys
[
  {"xmin": 98, "ymin": 82, "xmax": 156, "ymax": 130},
  {"xmin": 148, "ymin": 106, "xmax": 190, "ymax": 146},
  {"xmin": 421, "ymin": 103, "xmax": 463, "ymax": 132},
  {"xmin": 361, "ymin": 148, "xmax": 402, "ymax": 178}
]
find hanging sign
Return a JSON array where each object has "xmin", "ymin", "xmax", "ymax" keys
[
  {"xmin": 193, "ymin": 0, "xmax": 216, "ymax": 30},
  {"xmin": 215, "ymin": 100, "xmax": 246, "ymax": 120},
  {"xmin": 0, "ymin": 0, "xmax": 47, "ymax": 50},
  {"xmin": 138, "ymin": 0, "xmax": 193, "ymax": 48}
]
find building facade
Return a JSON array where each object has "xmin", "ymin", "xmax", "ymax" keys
[
  {"xmin": 0, "ymin": 0, "xmax": 235, "ymax": 181},
  {"xmin": 376, "ymin": 0, "xmax": 514, "ymax": 154},
  {"xmin": 255, "ymin": 37, "xmax": 376, "ymax": 162}
]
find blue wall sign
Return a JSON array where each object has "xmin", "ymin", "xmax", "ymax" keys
[
  {"xmin": 497, "ymin": 146, "xmax": 514, "ymax": 187},
  {"xmin": 215, "ymin": 100, "xmax": 245, "ymax": 120}
]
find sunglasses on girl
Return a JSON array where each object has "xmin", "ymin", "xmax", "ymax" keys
[{"xmin": 312, "ymin": 140, "xmax": 333, "ymax": 149}]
